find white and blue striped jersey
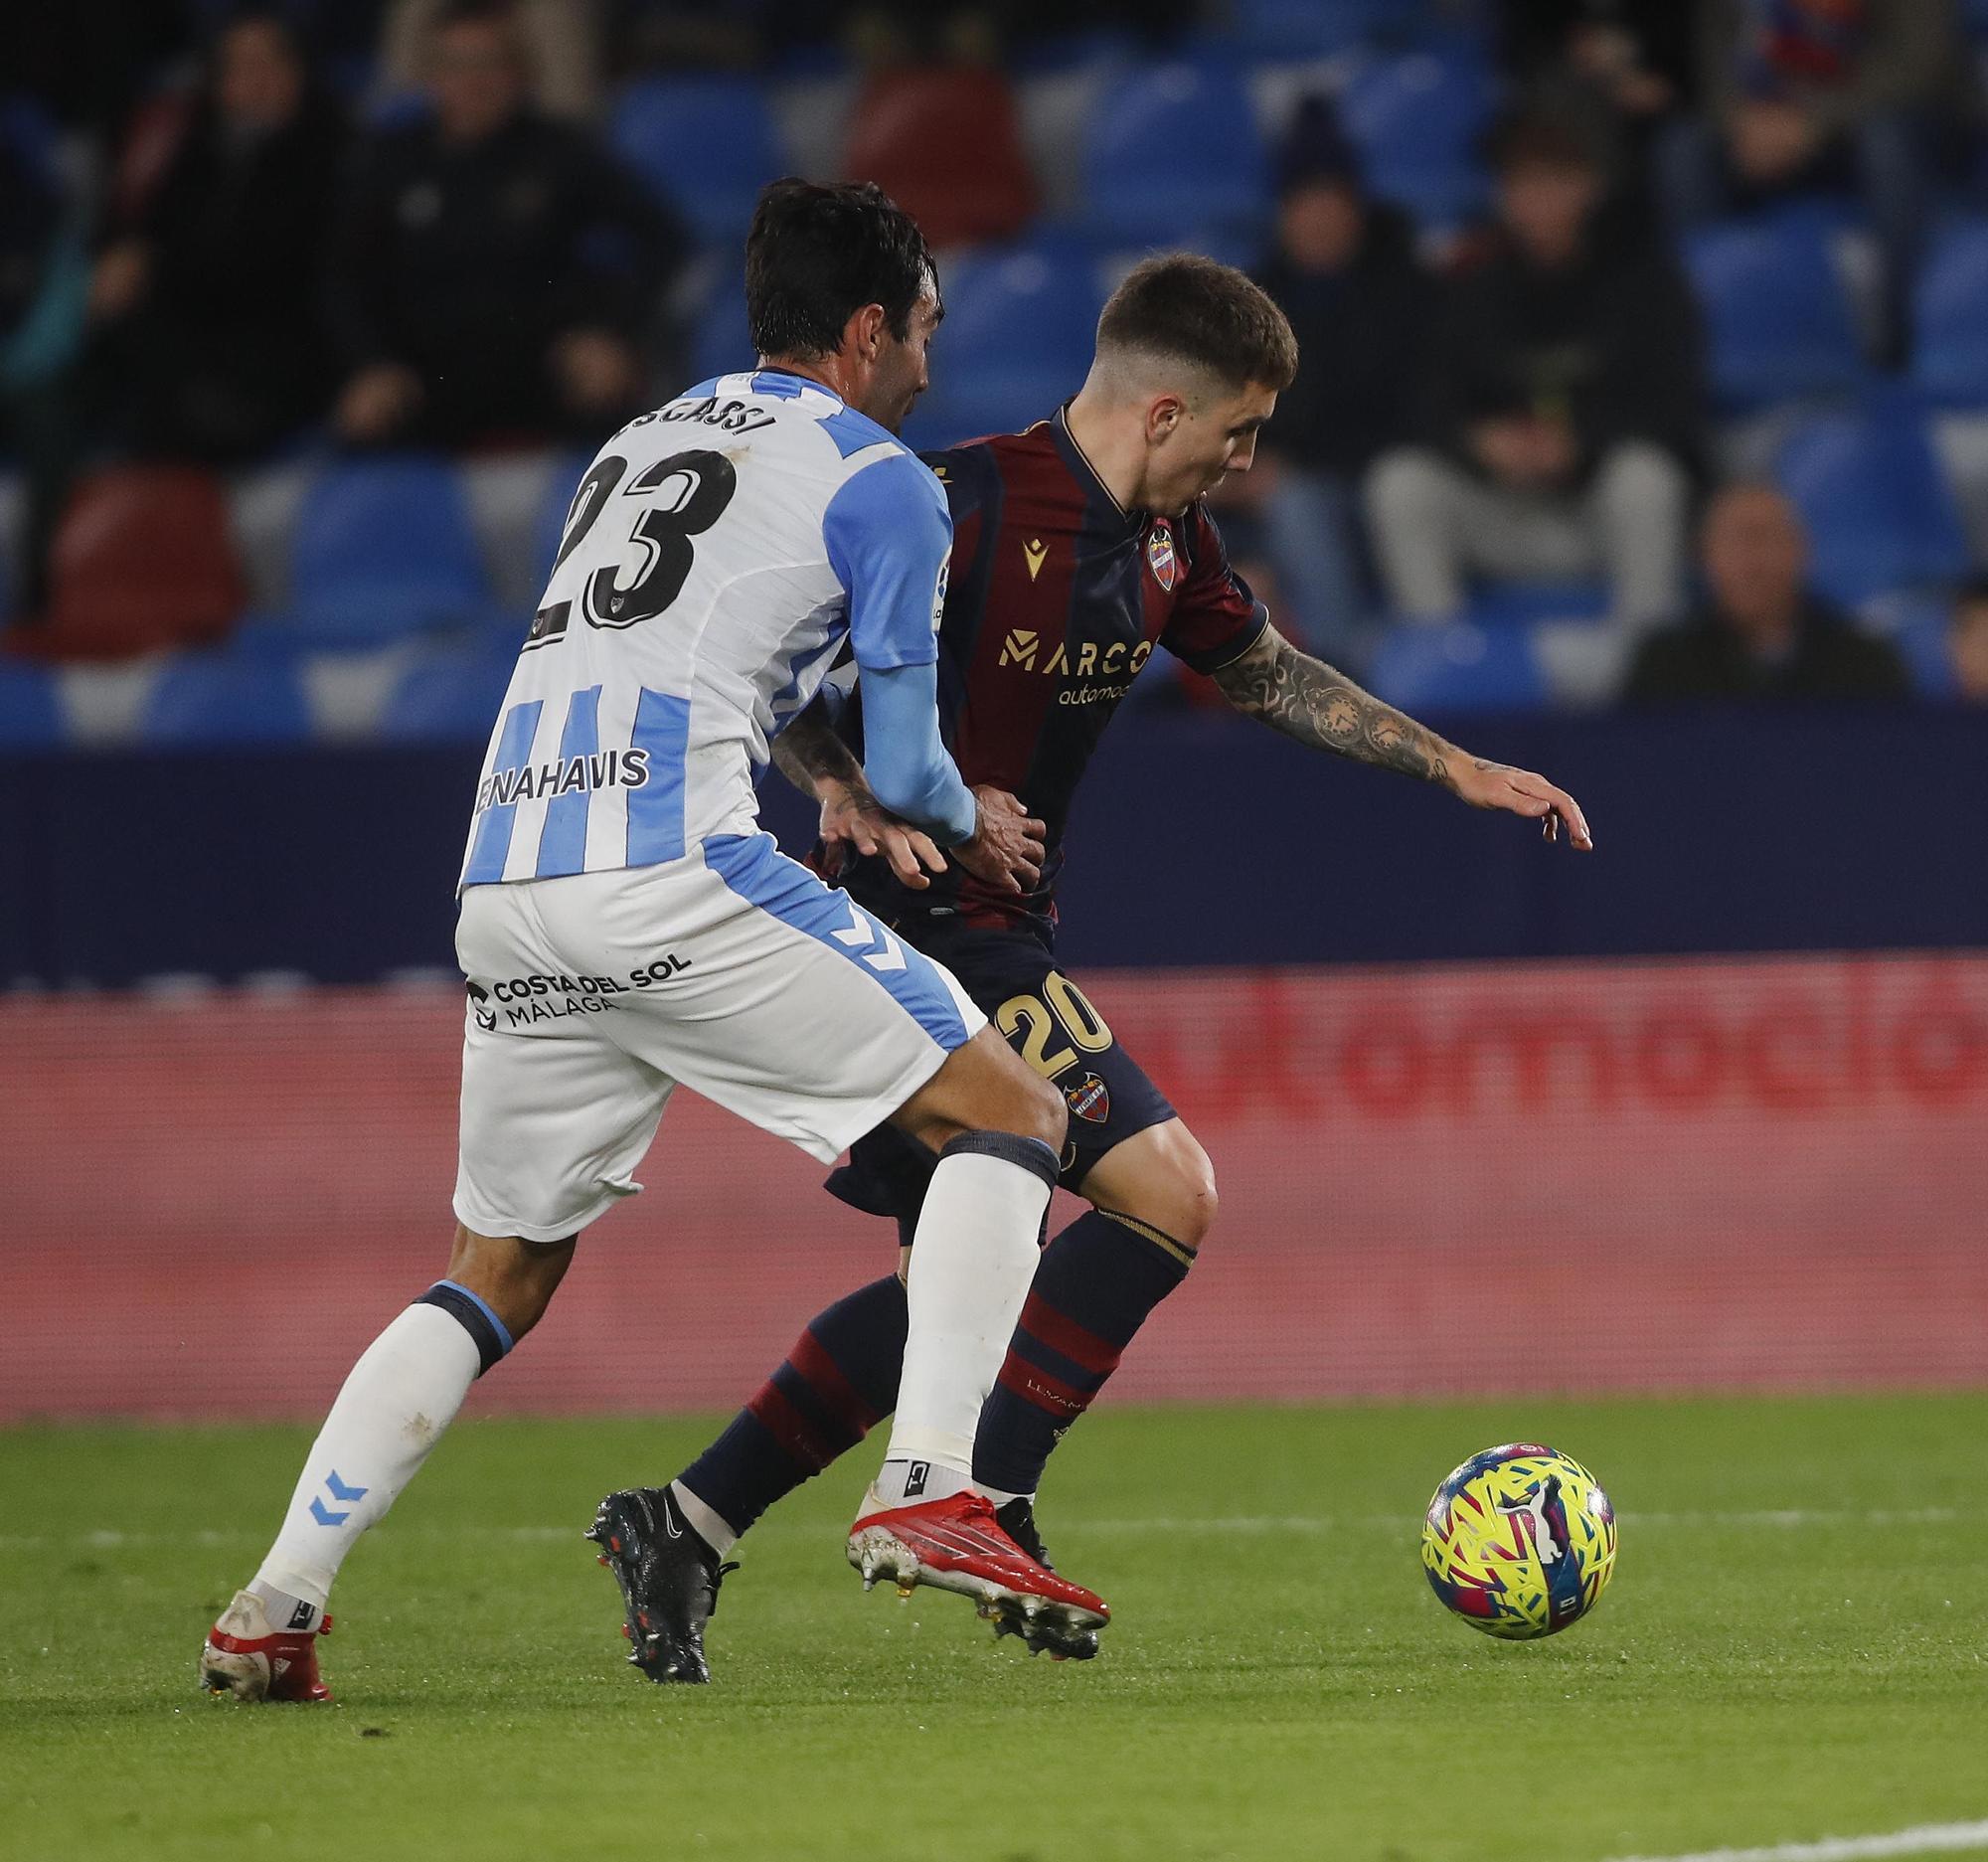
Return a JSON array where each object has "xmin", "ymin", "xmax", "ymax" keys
[{"xmin": 459, "ymin": 369, "xmax": 952, "ymax": 888}]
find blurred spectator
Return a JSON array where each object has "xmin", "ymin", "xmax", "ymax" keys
[
  {"xmin": 381, "ymin": 0, "xmax": 604, "ymax": 119},
  {"xmin": 327, "ymin": 0, "xmax": 686, "ymax": 450},
  {"xmin": 842, "ymin": 13, "xmax": 1037, "ymax": 251},
  {"xmin": 1238, "ymin": 99, "xmax": 1432, "ymax": 662},
  {"xmin": 1658, "ymin": 0, "xmax": 1976, "ymax": 354},
  {"xmin": 1948, "ymin": 577, "xmax": 1988, "ymax": 703},
  {"xmin": 0, "ymin": 4, "xmax": 194, "ymax": 147},
  {"xmin": 1499, "ymin": 0, "xmax": 1698, "ymax": 225},
  {"xmin": 83, "ymin": 11, "xmax": 349, "ymax": 462},
  {"xmin": 1, "ymin": 121, "xmax": 85, "ymax": 620},
  {"xmin": 1624, "ymin": 482, "xmax": 1908, "ymax": 700},
  {"xmin": 1502, "ymin": 1, "xmax": 1697, "ymax": 133},
  {"xmin": 1366, "ymin": 112, "xmax": 1703, "ymax": 630}
]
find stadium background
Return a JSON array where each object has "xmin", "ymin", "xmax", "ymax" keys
[{"xmin": 2, "ymin": 0, "xmax": 1985, "ymax": 1425}]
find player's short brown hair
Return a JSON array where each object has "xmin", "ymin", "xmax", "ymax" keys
[{"xmin": 1095, "ymin": 254, "xmax": 1298, "ymax": 394}]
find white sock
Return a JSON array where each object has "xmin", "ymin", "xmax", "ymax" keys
[
  {"xmin": 668, "ymin": 1480, "xmax": 739, "ymax": 1557},
  {"xmin": 251, "ymin": 1302, "xmax": 484, "ymax": 1610},
  {"xmin": 973, "ymin": 1483, "xmax": 1031, "ymax": 1509},
  {"xmin": 876, "ymin": 1141, "xmax": 1054, "ymax": 1496}
]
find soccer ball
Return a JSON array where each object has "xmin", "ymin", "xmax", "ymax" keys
[{"xmin": 1420, "ymin": 1442, "xmax": 1617, "ymax": 1639}]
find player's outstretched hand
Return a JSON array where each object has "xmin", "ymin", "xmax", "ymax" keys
[
  {"xmin": 1450, "ymin": 759, "xmax": 1594, "ymax": 851},
  {"xmin": 817, "ymin": 779, "xmax": 947, "ymax": 890},
  {"xmin": 953, "ymin": 785, "xmax": 1048, "ymax": 895}
]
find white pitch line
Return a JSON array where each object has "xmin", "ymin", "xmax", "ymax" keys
[
  {"xmin": 1604, "ymin": 1819, "xmax": 1988, "ymax": 1862},
  {"xmin": 0, "ymin": 1505, "xmax": 1962, "ymax": 1553}
]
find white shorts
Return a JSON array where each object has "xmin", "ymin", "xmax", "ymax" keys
[{"xmin": 452, "ymin": 831, "xmax": 987, "ymax": 1243}]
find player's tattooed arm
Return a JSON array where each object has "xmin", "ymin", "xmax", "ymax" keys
[
  {"xmin": 770, "ymin": 697, "xmax": 950, "ymax": 889},
  {"xmin": 1210, "ymin": 624, "xmax": 1594, "ymax": 848},
  {"xmin": 769, "ymin": 697, "xmax": 867, "ymax": 798}
]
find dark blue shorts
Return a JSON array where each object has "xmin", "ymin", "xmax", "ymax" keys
[{"xmin": 824, "ymin": 922, "xmax": 1176, "ymax": 1235}]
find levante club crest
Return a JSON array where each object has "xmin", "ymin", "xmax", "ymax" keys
[{"xmin": 1146, "ymin": 524, "xmax": 1177, "ymax": 591}]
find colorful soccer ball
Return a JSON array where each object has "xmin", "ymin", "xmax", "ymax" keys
[{"xmin": 1420, "ymin": 1442, "xmax": 1617, "ymax": 1639}]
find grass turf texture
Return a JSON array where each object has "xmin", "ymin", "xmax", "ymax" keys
[{"xmin": 4, "ymin": 1396, "xmax": 1986, "ymax": 1862}]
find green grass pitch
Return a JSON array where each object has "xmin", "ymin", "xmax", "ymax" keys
[{"xmin": 4, "ymin": 1394, "xmax": 1986, "ymax": 1862}]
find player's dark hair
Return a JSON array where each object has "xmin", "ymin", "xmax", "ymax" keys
[
  {"xmin": 1095, "ymin": 254, "xmax": 1298, "ymax": 394},
  {"xmin": 746, "ymin": 179, "xmax": 936, "ymax": 362}
]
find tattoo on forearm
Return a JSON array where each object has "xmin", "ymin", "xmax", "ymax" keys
[
  {"xmin": 1212, "ymin": 635, "xmax": 1466, "ymax": 787},
  {"xmin": 770, "ymin": 708, "xmax": 866, "ymax": 796}
]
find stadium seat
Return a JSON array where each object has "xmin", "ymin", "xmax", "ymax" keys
[
  {"xmin": 1861, "ymin": 592, "xmax": 1961, "ymax": 700},
  {"xmin": 1466, "ymin": 581, "xmax": 1610, "ymax": 632},
  {"xmin": 1366, "ymin": 620, "xmax": 1547, "ymax": 714},
  {"xmin": 38, "ymin": 466, "xmax": 246, "ymax": 661},
  {"xmin": 1774, "ymin": 397, "xmax": 1971, "ymax": 606},
  {"xmin": 287, "ymin": 456, "xmax": 490, "ymax": 645},
  {"xmin": 1682, "ymin": 215, "xmax": 1869, "ymax": 411},
  {"xmin": 1339, "ymin": 48, "xmax": 1495, "ymax": 229},
  {"xmin": 0, "ymin": 661, "xmax": 63, "ymax": 750},
  {"xmin": 528, "ymin": 452, "xmax": 601, "ymax": 598},
  {"xmin": 1910, "ymin": 219, "xmax": 1988, "ymax": 409},
  {"xmin": 688, "ymin": 265, "xmax": 753, "ymax": 386},
  {"xmin": 138, "ymin": 647, "xmax": 313, "ymax": 747},
  {"xmin": 1081, "ymin": 63, "xmax": 1269, "ymax": 251},
  {"xmin": 377, "ymin": 639, "xmax": 520, "ymax": 743},
  {"xmin": 1228, "ymin": 0, "xmax": 1425, "ymax": 58},
  {"xmin": 914, "ymin": 235, "xmax": 1107, "ymax": 443},
  {"xmin": 609, "ymin": 76, "xmax": 788, "ymax": 246}
]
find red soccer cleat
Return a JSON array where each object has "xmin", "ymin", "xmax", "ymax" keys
[
  {"xmin": 847, "ymin": 1490, "xmax": 1108, "ymax": 1656},
  {"xmin": 199, "ymin": 1590, "xmax": 335, "ymax": 1703}
]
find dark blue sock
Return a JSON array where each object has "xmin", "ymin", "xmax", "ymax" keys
[
  {"xmin": 678, "ymin": 1273, "xmax": 907, "ymax": 1539},
  {"xmin": 972, "ymin": 1209, "xmax": 1195, "ymax": 1497}
]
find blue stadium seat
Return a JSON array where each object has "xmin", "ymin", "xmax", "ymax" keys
[
  {"xmin": 378, "ymin": 639, "xmax": 520, "ymax": 743},
  {"xmin": 529, "ymin": 452, "xmax": 602, "ymax": 598},
  {"xmin": 1339, "ymin": 48, "xmax": 1494, "ymax": 229},
  {"xmin": 1910, "ymin": 219, "xmax": 1988, "ymax": 408},
  {"xmin": 287, "ymin": 457, "xmax": 490, "ymax": 645},
  {"xmin": 139, "ymin": 649, "xmax": 313, "ymax": 747},
  {"xmin": 914, "ymin": 236, "xmax": 1107, "ymax": 443},
  {"xmin": 1082, "ymin": 64, "xmax": 1269, "ymax": 251},
  {"xmin": 1682, "ymin": 214, "xmax": 1869, "ymax": 411},
  {"xmin": 1229, "ymin": 0, "xmax": 1425, "ymax": 57},
  {"xmin": 1773, "ymin": 398, "xmax": 1970, "ymax": 606},
  {"xmin": 609, "ymin": 76, "xmax": 787, "ymax": 246},
  {"xmin": 0, "ymin": 662, "xmax": 63, "ymax": 750},
  {"xmin": 688, "ymin": 266, "xmax": 753, "ymax": 386},
  {"xmin": 1466, "ymin": 581, "xmax": 1610, "ymax": 631},
  {"xmin": 1367, "ymin": 620, "xmax": 1547, "ymax": 713},
  {"xmin": 1862, "ymin": 592, "xmax": 1960, "ymax": 700}
]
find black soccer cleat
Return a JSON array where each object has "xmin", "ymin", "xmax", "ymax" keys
[
  {"xmin": 989, "ymin": 1498, "xmax": 1101, "ymax": 1661},
  {"xmin": 584, "ymin": 1486, "xmax": 739, "ymax": 1685}
]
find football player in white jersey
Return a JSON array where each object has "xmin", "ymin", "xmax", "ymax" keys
[{"xmin": 201, "ymin": 181, "xmax": 1108, "ymax": 1702}]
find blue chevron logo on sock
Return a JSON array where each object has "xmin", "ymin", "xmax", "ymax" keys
[{"xmin": 308, "ymin": 1470, "xmax": 371, "ymax": 1526}]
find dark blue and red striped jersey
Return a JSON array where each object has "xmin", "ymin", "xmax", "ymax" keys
[{"xmin": 824, "ymin": 407, "xmax": 1268, "ymax": 939}]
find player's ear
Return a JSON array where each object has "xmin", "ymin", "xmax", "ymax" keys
[
  {"xmin": 841, "ymin": 302, "xmax": 889, "ymax": 367},
  {"xmin": 1147, "ymin": 396, "xmax": 1184, "ymax": 443}
]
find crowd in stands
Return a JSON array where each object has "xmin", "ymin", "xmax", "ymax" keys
[{"xmin": 6, "ymin": 0, "xmax": 1988, "ymax": 752}]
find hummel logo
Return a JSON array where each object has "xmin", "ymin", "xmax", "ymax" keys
[
  {"xmin": 1023, "ymin": 538, "xmax": 1048, "ymax": 582},
  {"xmin": 999, "ymin": 627, "xmax": 1039, "ymax": 670}
]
